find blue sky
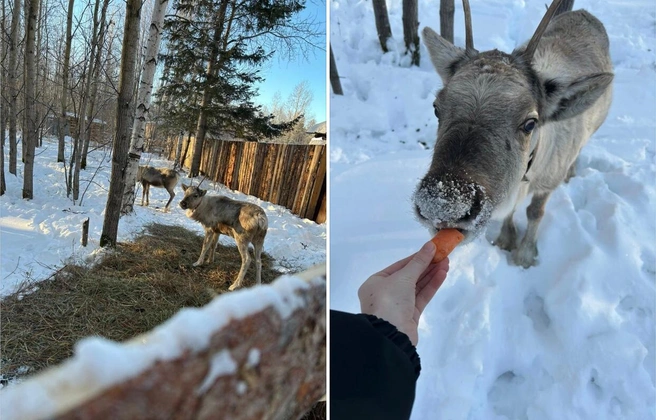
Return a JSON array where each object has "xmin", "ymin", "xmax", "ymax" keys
[{"xmin": 253, "ymin": 1, "xmax": 327, "ymax": 123}]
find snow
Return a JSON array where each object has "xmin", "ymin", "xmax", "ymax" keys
[
  {"xmin": 196, "ymin": 350, "xmax": 237, "ymax": 395},
  {"xmin": 0, "ymin": 274, "xmax": 324, "ymax": 420},
  {"xmin": 330, "ymin": 0, "xmax": 655, "ymax": 419},
  {"xmin": 0, "ymin": 139, "xmax": 326, "ymax": 298}
]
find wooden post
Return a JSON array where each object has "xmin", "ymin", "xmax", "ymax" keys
[
  {"xmin": 329, "ymin": 44, "xmax": 343, "ymax": 95},
  {"xmin": 440, "ymin": 0, "xmax": 455, "ymax": 43},
  {"xmin": 372, "ymin": 0, "xmax": 392, "ymax": 52},
  {"xmin": 82, "ymin": 218, "xmax": 89, "ymax": 247},
  {"xmin": 402, "ymin": 0, "xmax": 420, "ymax": 66}
]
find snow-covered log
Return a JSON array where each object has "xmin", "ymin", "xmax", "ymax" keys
[{"xmin": 0, "ymin": 264, "xmax": 326, "ymax": 420}]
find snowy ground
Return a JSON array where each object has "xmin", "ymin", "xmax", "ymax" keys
[
  {"xmin": 0, "ymin": 138, "xmax": 326, "ymax": 299},
  {"xmin": 330, "ymin": 1, "xmax": 655, "ymax": 419}
]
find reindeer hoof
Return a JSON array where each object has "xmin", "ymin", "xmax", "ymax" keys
[
  {"xmin": 495, "ymin": 231, "xmax": 517, "ymax": 252},
  {"xmin": 511, "ymin": 245, "xmax": 538, "ymax": 268}
]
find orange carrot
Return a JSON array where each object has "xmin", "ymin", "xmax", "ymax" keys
[{"xmin": 430, "ymin": 228, "xmax": 464, "ymax": 263}]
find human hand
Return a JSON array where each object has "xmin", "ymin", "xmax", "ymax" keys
[{"xmin": 358, "ymin": 241, "xmax": 449, "ymax": 346}]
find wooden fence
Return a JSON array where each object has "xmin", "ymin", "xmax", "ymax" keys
[{"xmin": 169, "ymin": 138, "xmax": 326, "ymax": 224}]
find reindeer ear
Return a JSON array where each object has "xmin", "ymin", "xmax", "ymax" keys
[
  {"xmin": 422, "ymin": 27, "xmax": 466, "ymax": 84},
  {"xmin": 541, "ymin": 73, "xmax": 613, "ymax": 122},
  {"xmin": 181, "ymin": 183, "xmax": 189, "ymax": 191},
  {"xmin": 199, "ymin": 189, "xmax": 207, "ymax": 197}
]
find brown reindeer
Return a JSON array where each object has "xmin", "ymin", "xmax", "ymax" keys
[
  {"xmin": 137, "ymin": 166, "xmax": 180, "ymax": 211},
  {"xmin": 180, "ymin": 184, "xmax": 268, "ymax": 291}
]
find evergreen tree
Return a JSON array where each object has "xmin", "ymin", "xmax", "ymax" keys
[{"xmin": 157, "ymin": 0, "xmax": 315, "ymax": 175}]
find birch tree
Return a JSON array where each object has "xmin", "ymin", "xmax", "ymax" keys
[
  {"xmin": 121, "ymin": 0, "xmax": 169, "ymax": 215},
  {"xmin": 1, "ymin": 0, "xmax": 7, "ymax": 195},
  {"xmin": 57, "ymin": 0, "xmax": 74, "ymax": 163},
  {"xmin": 22, "ymin": 0, "xmax": 40, "ymax": 199},
  {"xmin": 100, "ymin": 0, "xmax": 142, "ymax": 247},
  {"xmin": 8, "ymin": 0, "xmax": 21, "ymax": 175}
]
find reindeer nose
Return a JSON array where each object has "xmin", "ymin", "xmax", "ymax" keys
[
  {"xmin": 455, "ymin": 187, "xmax": 484, "ymax": 224},
  {"xmin": 413, "ymin": 176, "xmax": 486, "ymax": 228}
]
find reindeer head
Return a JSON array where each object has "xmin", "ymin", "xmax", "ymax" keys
[
  {"xmin": 179, "ymin": 184, "xmax": 207, "ymax": 211},
  {"xmin": 413, "ymin": 0, "xmax": 613, "ymax": 240}
]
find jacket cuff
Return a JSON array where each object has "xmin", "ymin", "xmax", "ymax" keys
[{"xmin": 361, "ymin": 314, "xmax": 421, "ymax": 379}]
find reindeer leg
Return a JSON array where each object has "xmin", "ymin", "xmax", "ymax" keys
[
  {"xmin": 512, "ymin": 191, "xmax": 551, "ymax": 268},
  {"xmin": 164, "ymin": 189, "xmax": 175, "ymax": 212},
  {"xmin": 228, "ymin": 239, "xmax": 252, "ymax": 291},
  {"xmin": 208, "ymin": 232, "xmax": 220, "ymax": 264},
  {"xmin": 141, "ymin": 182, "xmax": 147, "ymax": 206},
  {"xmin": 495, "ymin": 183, "xmax": 529, "ymax": 251},
  {"xmin": 565, "ymin": 158, "xmax": 577, "ymax": 183},
  {"xmin": 253, "ymin": 241, "xmax": 263, "ymax": 286},
  {"xmin": 496, "ymin": 214, "xmax": 517, "ymax": 251},
  {"xmin": 193, "ymin": 229, "xmax": 214, "ymax": 266},
  {"xmin": 144, "ymin": 184, "xmax": 150, "ymax": 207}
]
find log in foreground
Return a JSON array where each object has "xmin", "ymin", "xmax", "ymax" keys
[{"xmin": 1, "ymin": 264, "xmax": 326, "ymax": 420}]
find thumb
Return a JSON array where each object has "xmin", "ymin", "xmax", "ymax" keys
[{"xmin": 398, "ymin": 241, "xmax": 435, "ymax": 283}]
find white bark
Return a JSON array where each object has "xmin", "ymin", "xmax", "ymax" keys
[
  {"xmin": 121, "ymin": 0, "xmax": 169, "ymax": 215},
  {"xmin": 22, "ymin": 0, "xmax": 40, "ymax": 199}
]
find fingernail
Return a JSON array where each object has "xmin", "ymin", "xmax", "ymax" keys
[{"xmin": 420, "ymin": 241, "xmax": 436, "ymax": 256}]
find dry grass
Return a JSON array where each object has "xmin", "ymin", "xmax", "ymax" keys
[{"xmin": 0, "ymin": 223, "xmax": 283, "ymax": 383}]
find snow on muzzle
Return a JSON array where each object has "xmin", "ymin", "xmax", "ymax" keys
[{"xmin": 413, "ymin": 175, "xmax": 492, "ymax": 241}]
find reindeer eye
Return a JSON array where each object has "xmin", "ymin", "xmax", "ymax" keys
[{"xmin": 522, "ymin": 118, "xmax": 537, "ymax": 133}]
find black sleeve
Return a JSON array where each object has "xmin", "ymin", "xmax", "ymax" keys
[{"xmin": 330, "ymin": 310, "xmax": 421, "ymax": 420}]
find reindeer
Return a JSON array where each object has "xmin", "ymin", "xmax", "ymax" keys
[
  {"xmin": 179, "ymin": 183, "xmax": 268, "ymax": 291},
  {"xmin": 413, "ymin": 0, "xmax": 613, "ymax": 268},
  {"xmin": 137, "ymin": 166, "xmax": 180, "ymax": 211}
]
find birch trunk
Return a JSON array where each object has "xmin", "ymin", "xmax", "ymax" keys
[
  {"xmin": 8, "ymin": 0, "xmax": 20, "ymax": 175},
  {"xmin": 121, "ymin": 0, "xmax": 169, "ymax": 215},
  {"xmin": 1, "ymin": 0, "xmax": 7, "ymax": 195},
  {"xmin": 22, "ymin": 0, "xmax": 40, "ymax": 199},
  {"xmin": 100, "ymin": 0, "xmax": 141, "ymax": 247},
  {"xmin": 58, "ymin": 0, "xmax": 74, "ymax": 163}
]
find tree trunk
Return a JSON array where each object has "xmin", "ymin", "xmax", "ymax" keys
[
  {"xmin": 329, "ymin": 44, "xmax": 343, "ymax": 95},
  {"xmin": 8, "ymin": 0, "xmax": 21, "ymax": 175},
  {"xmin": 80, "ymin": 0, "xmax": 109, "ymax": 171},
  {"xmin": 439, "ymin": 0, "xmax": 454, "ymax": 43},
  {"xmin": 402, "ymin": 0, "xmax": 420, "ymax": 66},
  {"xmin": 121, "ymin": 0, "xmax": 170, "ymax": 215},
  {"xmin": 173, "ymin": 130, "xmax": 184, "ymax": 169},
  {"xmin": 22, "ymin": 0, "xmax": 40, "ymax": 199},
  {"xmin": 189, "ymin": 0, "xmax": 230, "ymax": 178},
  {"xmin": 1, "ymin": 0, "xmax": 7, "ymax": 195},
  {"xmin": 58, "ymin": 0, "xmax": 74, "ymax": 163},
  {"xmin": 180, "ymin": 131, "xmax": 192, "ymax": 168},
  {"xmin": 100, "ymin": 0, "xmax": 142, "ymax": 248},
  {"xmin": 372, "ymin": 0, "xmax": 392, "ymax": 53}
]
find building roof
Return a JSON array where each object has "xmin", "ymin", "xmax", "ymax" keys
[{"xmin": 306, "ymin": 121, "xmax": 326, "ymax": 135}]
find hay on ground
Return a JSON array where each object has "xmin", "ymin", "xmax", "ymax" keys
[{"xmin": 0, "ymin": 223, "xmax": 283, "ymax": 384}]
